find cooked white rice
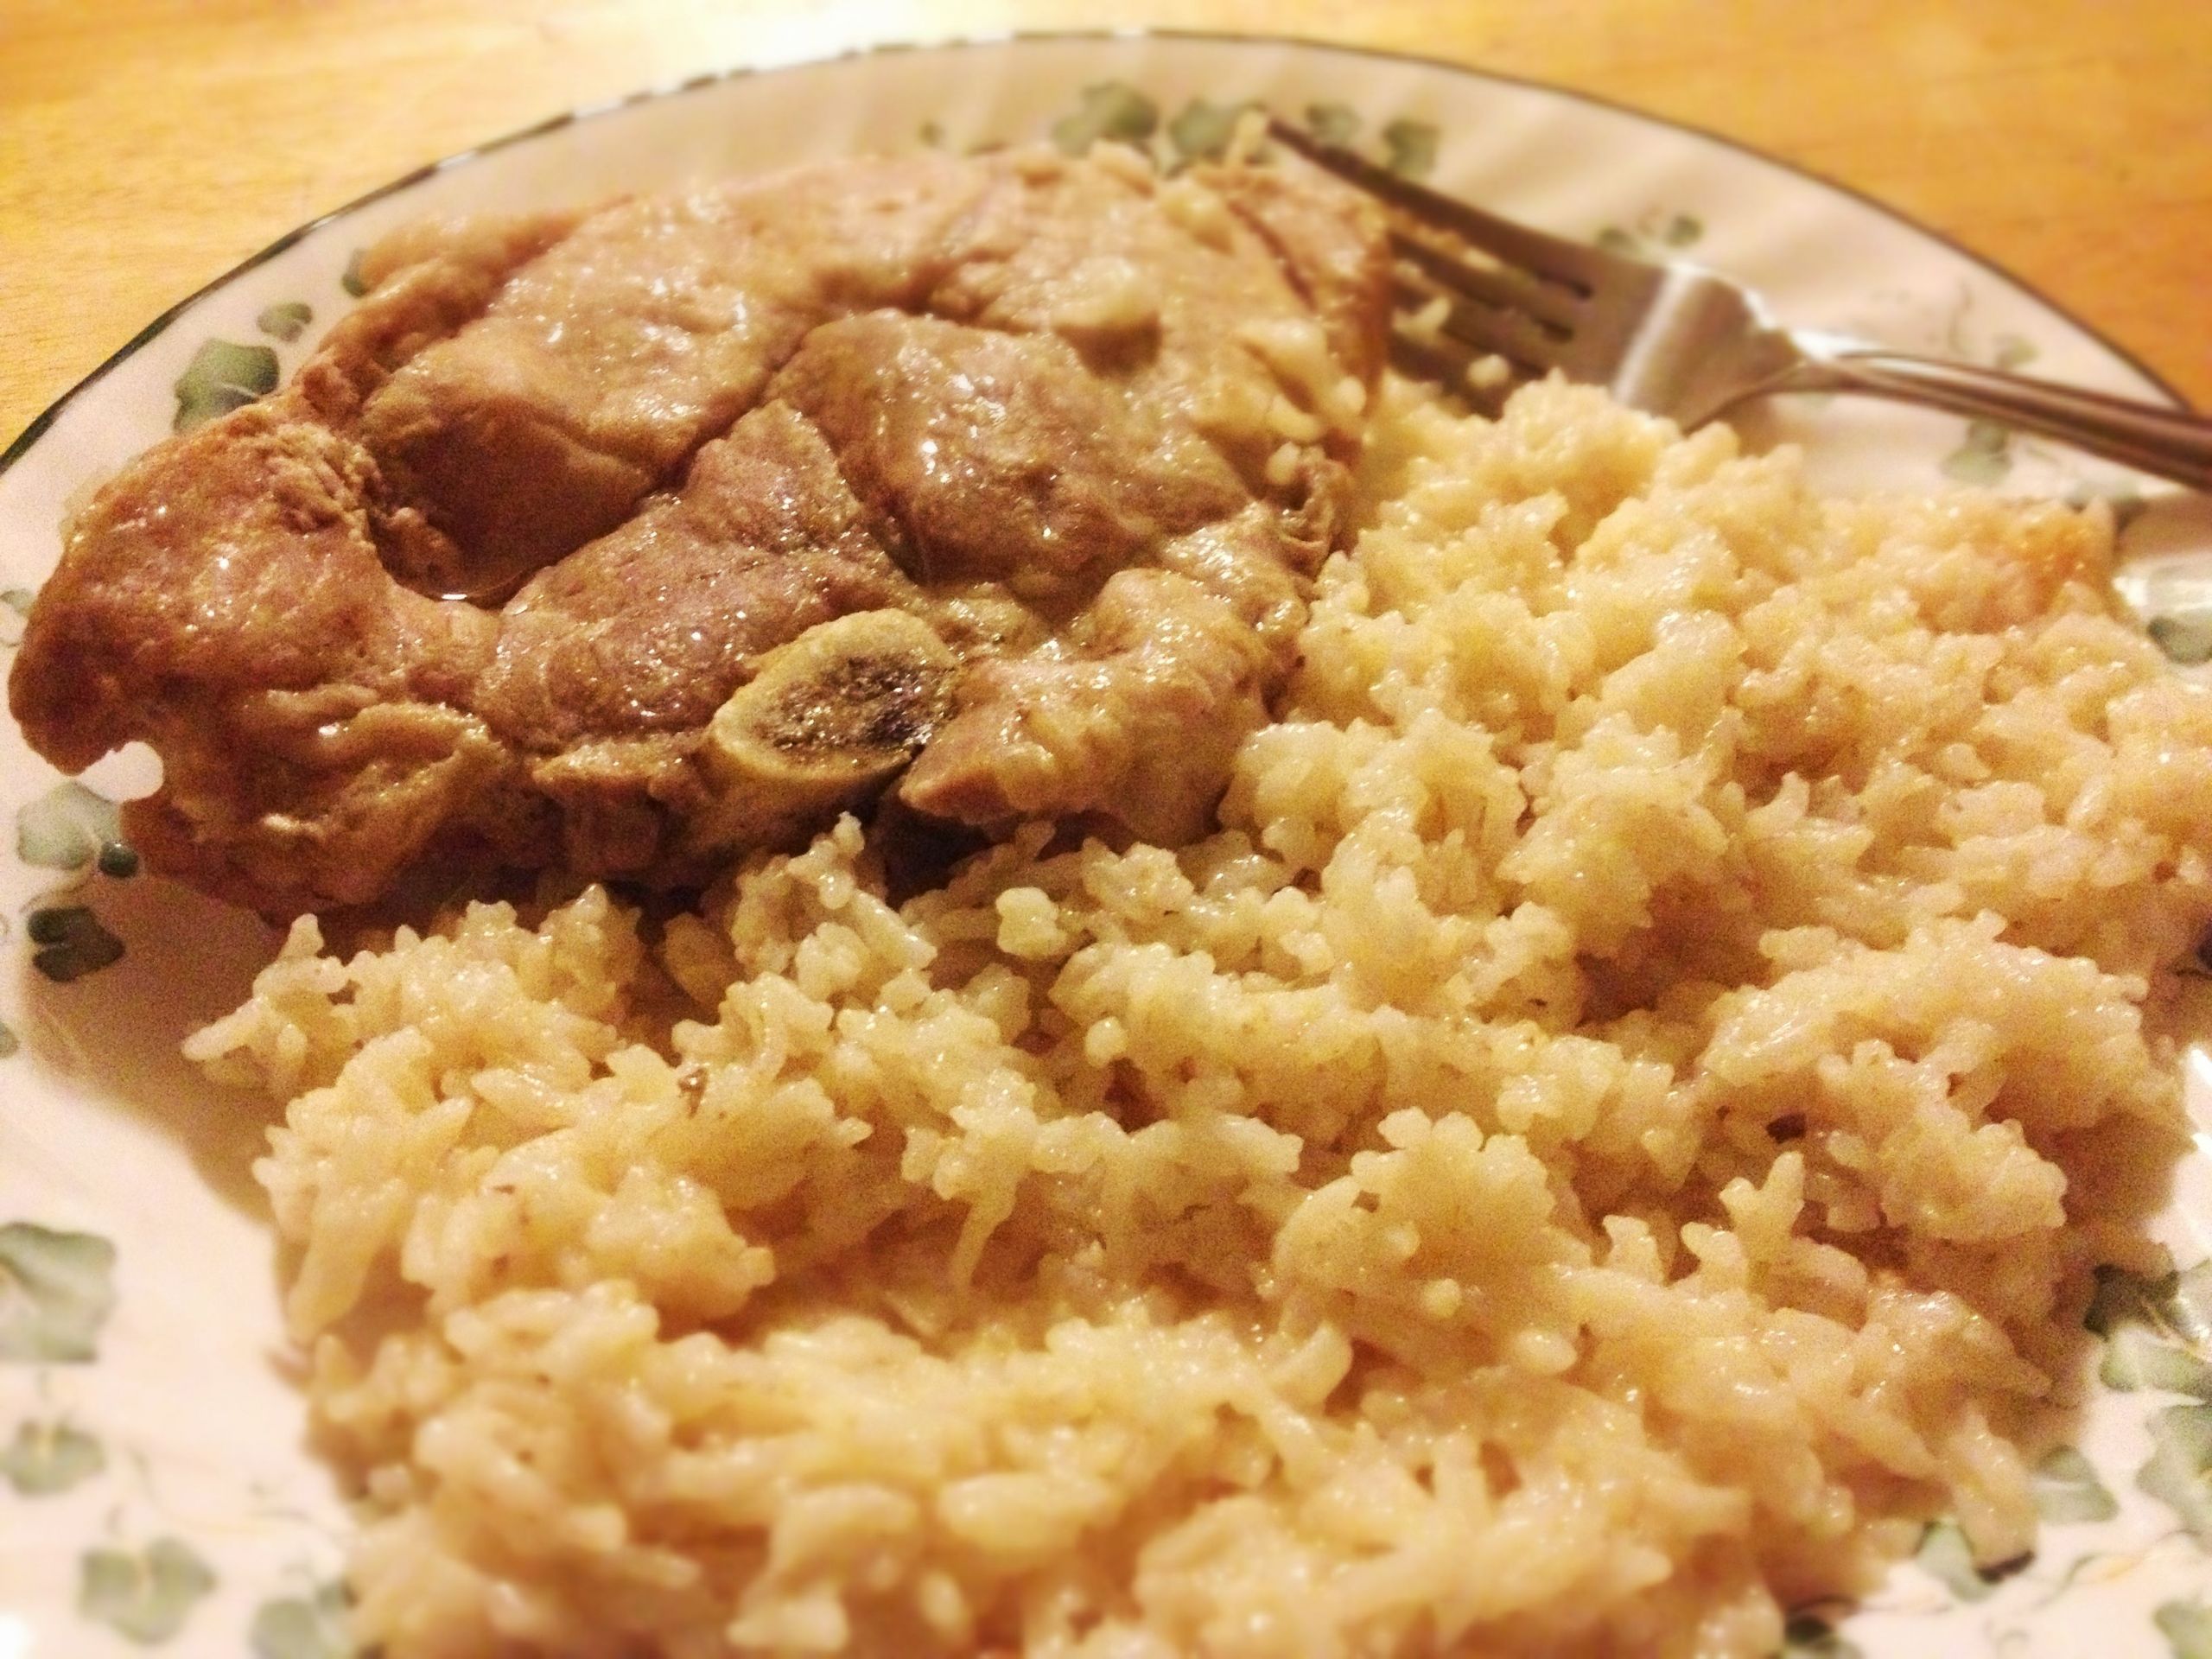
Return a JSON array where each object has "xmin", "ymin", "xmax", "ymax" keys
[{"xmin": 190, "ymin": 379, "xmax": 2212, "ymax": 1658}]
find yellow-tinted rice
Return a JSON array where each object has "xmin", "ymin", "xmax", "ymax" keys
[{"xmin": 191, "ymin": 379, "xmax": 2212, "ymax": 1657}]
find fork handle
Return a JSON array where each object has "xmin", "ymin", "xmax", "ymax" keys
[{"xmin": 1773, "ymin": 340, "xmax": 2212, "ymax": 489}]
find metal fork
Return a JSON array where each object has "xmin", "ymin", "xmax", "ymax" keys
[{"xmin": 1268, "ymin": 119, "xmax": 2212, "ymax": 491}]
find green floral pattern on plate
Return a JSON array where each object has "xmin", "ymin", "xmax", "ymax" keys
[
  {"xmin": 27, "ymin": 903, "xmax": 125, "ymax": 982},
  {"xmin": 1595, "ymin": 208, "xmax": 1705, "ymax": 257},
  {"xmin": 0, "ymin": 1223, "xmax": 116, "ymax": 1363},
  {"xmin": 0, "ymin": 1418, "xmax": 105, "ymax": 1495},
  {"xmin": 170, "ymin": 340, "xmax": 278, "ymax": 434},
  {"xmin": 1043, "ymin": 82, "xmax": 1438, "ymax": 177},
  {"xmin": 18, "ymin": 779, "xmax": 132, "ymax": 874},
  {"xmin": 2159, "ymin": 1600, "xmax": 2212, "ymax": 1659},
  {"xmin": 2091, "ymin": 1262, "xmax": 2212, "ymax": 1398},
  {"xmin": 254, "ymin": 302, "xmax": 314, "ymax": 343},
  {"xmin": 80, "ymin": 1537, "xmax": 218, "ymax": 1645},
  {"xmin": 1783, "ymin": 1609, "xmax": 1866, "ymax": 1658},
  {"xmin": 2031, "ymin": 1445, "xmax": 2121, "ymax": 1524},
  {"xmin": 249, "ymin": 1582, "xmax": 352, "ymax": 1659}
]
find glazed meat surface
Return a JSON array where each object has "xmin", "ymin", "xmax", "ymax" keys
[{"xmin": 10, "ymin": 146, "xmax": 1389, "ymax": 916}]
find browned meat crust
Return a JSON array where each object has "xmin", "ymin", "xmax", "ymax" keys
[{"xmin": 10, "ymin": 146, "xmax": 1388, "ymax": 917}]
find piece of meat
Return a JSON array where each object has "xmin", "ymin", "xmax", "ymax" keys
[
  {"xmin": 10, "ymin": 145, "xmax": 1389, "ymax": 917},
  {"xmin": 772, "ymin": 311, "xmax": 1252, "ymax": 602},
  {"xmin": 899, "ymin": 566, "xmax": 1276, "ymax": 845},
  {"xmin": 361, "ymin": 156, "xmax": 991, "ymax": 600},
  {"xmin": 474, "ymin": 401, "xmax": 921, "ymax": 752}
]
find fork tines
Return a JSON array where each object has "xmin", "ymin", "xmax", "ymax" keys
[{"xmin": 1266, "ymin": 116, "xmax": 1597, "ymax": 409}]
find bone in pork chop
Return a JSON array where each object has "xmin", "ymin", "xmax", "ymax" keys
[{"xmin": 10, "ymin": 146, "xmax": 1389, "ymax": 917}]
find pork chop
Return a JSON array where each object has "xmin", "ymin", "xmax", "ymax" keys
[{"xmin": 10, "ymin": 144, "xmax": 1389, "ymax": 917}]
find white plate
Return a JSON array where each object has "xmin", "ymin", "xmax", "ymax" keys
[{"xmin": 1, "ymin": 33, "xmax": 2207, "ymax": 1659}]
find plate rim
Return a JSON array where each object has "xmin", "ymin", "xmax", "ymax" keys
[{"xmin": 0, "ymin": 24, "xmax": 2192, "ymax": 483}]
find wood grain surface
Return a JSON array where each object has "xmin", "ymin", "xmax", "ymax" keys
[{"xmin": 2, "ymin": 0, "xmax": 2206, "ymax": 447}]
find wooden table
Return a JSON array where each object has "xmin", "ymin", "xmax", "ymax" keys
[{"xmin": 3, "ymin": 0, "xmax": 2207, "ymax": 447}]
